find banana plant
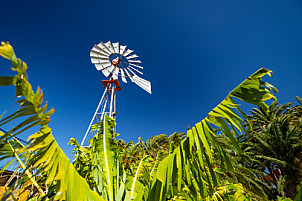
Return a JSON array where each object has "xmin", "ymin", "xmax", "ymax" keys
[{"xmin": 0, "ymin": 41, "xmax": 104, "ymax": 201}]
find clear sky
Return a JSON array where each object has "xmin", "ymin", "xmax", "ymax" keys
[{"xmin": 1, "ymin": 0, "xmax": 302, "ymax": 159}]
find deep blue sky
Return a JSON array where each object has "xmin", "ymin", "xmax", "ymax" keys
[{"xmin": 1, "ymin": 0, "xmax": 302, "ymax": 159}]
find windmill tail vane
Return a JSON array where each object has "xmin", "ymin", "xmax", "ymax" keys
[{"xmin": 81, "ymin": 41, "xmax": 151, "ymax": 146}]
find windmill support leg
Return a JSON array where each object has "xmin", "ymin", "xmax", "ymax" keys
[
  {"xmin": 81, "ymin": 87, "xmax": 107, "ymax": 146},
  {"xmin": 109, "ymin": 86, "xmax": 115, "ymax": 117},
  {"xmin": 100, "ymin": 91, "xmax": 109, "ymax": 120},
  {"xmin": 114, "ymin": 91, "xmax": 116, "ymax": 115}
]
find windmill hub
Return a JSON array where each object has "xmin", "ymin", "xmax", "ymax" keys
[{"xmin": 110, "ymin": 57, "xmax": 121, "ymax": 67}]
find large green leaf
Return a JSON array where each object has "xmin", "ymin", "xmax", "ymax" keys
[
  {"xmin": 0, "ymin": 42, "xmax": 104, "ymax": 201},
  {"xmin": 91, "ymin": 113, "xmax": 117, "ymax": 201},
  {"xmin": 27, "ymin": 127, "xmax": 105, "ymax": 201},
  {"xmin": 128, "ymin": 156, "xmax": 148, "ymax": 199},
  {"xmin": 229, "ymin": 68, "xmax": 277, "ymax": 111},
  {"xmin": 150, "ymin": 68, "xmax": 277, "ymax": 200}
]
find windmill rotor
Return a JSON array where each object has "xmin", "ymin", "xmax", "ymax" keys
[{"xmin": 90, "ymin": 41, "xmax": 152, "ymax": 94}]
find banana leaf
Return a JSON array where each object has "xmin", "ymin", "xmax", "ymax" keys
[
  {"xmin": 0, "ymin": 42, "xmax": 105, "ymax": 201},
  {"xmin": 150, "ymin": 68, "xmax": 277, "ymax": 200}
]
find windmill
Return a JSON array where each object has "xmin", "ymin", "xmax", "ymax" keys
[{"xmin": 81, "ymin": 41, "xmax": 151, "ymax": 146}]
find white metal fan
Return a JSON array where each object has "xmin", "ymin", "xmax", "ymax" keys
[{"xmin": 90, "ymin": 41, "xmax": 152, "ymax": 94}]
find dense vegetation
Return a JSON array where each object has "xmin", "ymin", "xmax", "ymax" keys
[{"xmin": 0, "ymin": 42, "xmax": 301, "ymax": 200}]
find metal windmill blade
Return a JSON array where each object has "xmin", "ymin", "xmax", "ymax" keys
[{"xmin": 90, "ymin": 41, "xmax": 152, "ymax": 94}]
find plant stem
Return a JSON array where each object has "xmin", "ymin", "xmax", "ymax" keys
[{"xmin": 7, "ymin": 140, "xmax": 46, "ymax": 196}]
